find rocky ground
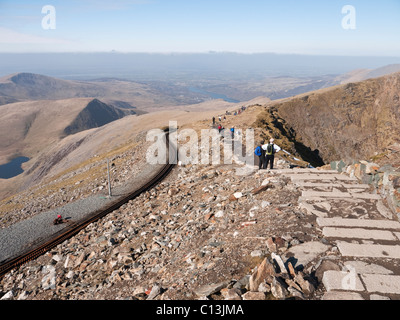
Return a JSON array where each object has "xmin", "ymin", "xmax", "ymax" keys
[
  {"xmin": 2, "ymin": 104, "xmax": 399, "ymax": 301},
  {"xmin": 1, "ymin": 157, "xmax": 332, "ymax": 300}
]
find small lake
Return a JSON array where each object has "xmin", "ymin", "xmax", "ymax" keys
[
  {"xmin": 0, "ymin": 156, "xmax": 30, "ymax": 179},
  {"xmin": 188, "ymin": 87, "xmax": 240, "ymax": 103}
]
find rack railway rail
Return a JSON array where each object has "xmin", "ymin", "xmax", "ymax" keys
[{"xmin": 0, "ymin": 131, "xmax": 177, "ymax": 279}]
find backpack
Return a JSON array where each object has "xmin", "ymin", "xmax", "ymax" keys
[
  {"xmin": 266, "ymin": 144, "xmax": 274, "ymax": 155},
  {"xmin": 254, "ymin": 146, "xmax": 262, "ymax": 157}
]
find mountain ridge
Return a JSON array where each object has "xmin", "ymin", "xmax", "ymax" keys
[
  {"xmin": 0, "ymin": 97, "xmax": 136, "ymax": 165},
  {"xmin": 1, "ymin": 64, "xmax": 399, "ymax": 109},
  {"xmin": 255, "ymin": 71, "xmax": 400, "ymax": 165}
]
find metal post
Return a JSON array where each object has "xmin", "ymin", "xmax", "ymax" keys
[{"xmin": 107, "ymin": 158, "xmax": 112, "ymax": 197}]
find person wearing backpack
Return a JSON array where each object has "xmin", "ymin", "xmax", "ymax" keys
[
  {"xmin": 262, "ymin": 138, "xmax": 281, "ymax": 170},
  {"xmin": 255, "ymin": 140, "xmax": 266, "ymax": 170},
  {"xmin": 230, "ymin": 127, "xmax": 235, "ymax": 139}
]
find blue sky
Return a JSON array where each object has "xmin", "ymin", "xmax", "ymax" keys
[{"xmin": 0, "ymin": 0, "xmax": 399, "ymax": 55}]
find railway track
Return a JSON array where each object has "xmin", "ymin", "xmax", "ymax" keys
[{"xmin": 0, "ymin": 131, "xmax": 177, "ymax": 279}]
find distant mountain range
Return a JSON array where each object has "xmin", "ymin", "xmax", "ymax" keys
[
  {"xmin": 0, "ymin": 73, "xmax": 210, "ymax": 111},
  {"xmin": 335, "ymin": 64, "xmax": 400, "ymax": 84},
  {"xmin": 1, "ymin": 64, "xmax": 400, "ymax": 109}
]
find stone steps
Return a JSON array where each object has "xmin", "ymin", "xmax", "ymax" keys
[{"xmin": 279, "ymin": 168, "xmax": 400, "ymax": 300}]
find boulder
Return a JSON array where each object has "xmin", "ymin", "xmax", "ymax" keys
[
  {"xmin": 249, "ymin": 258, "xmax": 276, "ymax": 291},
  {"xmin": 242, "ymin": 291, "xmax": 266, "ymax": 300},
  {"xmin": 270, "ymin": 277, "xmax": 288, "ymax": 299},
  {"xmin": 194, "ymin": 281, "xmax": 230, "ymax": 297},
  {"xmin": 251, "ymin": 184, "xmax": 269, "ymax": 195},
  {"xmin": 41, "ymin": 265, "xmax": 56, "ymax": 291},
  {"xmin": 284, "ymin": 241, "xmax": 330, "ymax": 270}
]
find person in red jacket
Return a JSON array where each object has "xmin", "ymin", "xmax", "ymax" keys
[{"xmin": 53, "ymin": 215, "xmax": 64, "ymax": 225}]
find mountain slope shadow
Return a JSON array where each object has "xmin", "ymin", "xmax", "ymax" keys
[{"xmin": 63, "ymin": 99, "xmax": 130, "ymax": 136}]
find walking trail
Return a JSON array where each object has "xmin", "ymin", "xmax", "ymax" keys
[{"xmin": 277, "ymin": 168, "xmax": 400, "ymax": 300}]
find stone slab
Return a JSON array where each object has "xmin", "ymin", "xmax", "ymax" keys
[
  {"xmin": 343, "ymin": 261, "xmax": 394, "ymax": 275},
  {"xmin": 361, "ymin": 274, "xmax": 400, "ymax": 294},
  {"xmin": 376, "ymin": 201, "xmax": 393, "ymax": 219},
  {"xmin": 303, "ymin": 191, "xmax": 381, "ymax": 200},
  {"xmin": 317, "ymin": 217, "xmax": 400, "ymax": 230},
  {"xmin": 299, "ymin": 202, "xmax": 328, "ymax": 218},
  {"xmin": 322, "ymin": 270, "xmax": 364, "ymax": 292},
  {"xmin": 295, "ymin": 182, "xmax": 342, "ymax": 188},
  {"xmin": 350, "ymin": 193, "xmax": 381, "ymax": 200},
  {"xmin": 278, "ymin": 169, "xmax": 324, "ymax": 174},
  {"xmin": 369, "ymin": 294, "xmax": 391, "ymax": 300},
  {"xmin": 326, "ymin": 174, "xmax": 358, "ymax": 181},
  {"xmin": 323, "ymin": 227, "xmax": 397, "ymax": 241},
  {"xmin": 318, "ymin": 170, "xmax": 344, "ymax": 174},
  {"xmin": 284, "ymin": 241, "xmax": 330, "ymax": 269},
  {"xmin": 302, "ymin": 191, "xmax": 353, "ymax": 198},
  {"xmin": 290, "ymin": 174, "xmax": 336, "ymax": 181},
  {"xmin": 194, "ymin": 281, "xmax": 230, "ymax": 297},
  {"xmin": 342, "ymin": 184, "xmax": 370, "ymax": 189},
  {"xmin": 322, "ymin": 291, "xmax": 365, "ymax": 300},
  {"xmin": 337, "ymin": 242, "xmax": 400, "ymax": 259},
  {"xmin": 298, "ymin": 197, "xmax": 325, "ymax": 202}
]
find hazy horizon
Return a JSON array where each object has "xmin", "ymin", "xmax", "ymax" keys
[
  {"xmin": 1, "ymin": 52, "xmax": 400, "ymax": 81},
  {"xmin": 1, "ymin": 1, "xmax": 399, "ymax": 55}
]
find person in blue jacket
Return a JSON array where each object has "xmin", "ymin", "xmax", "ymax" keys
[
  {"xmin": 230, "ymin": 127, "xmax": 235, "ymax": 139},
  {"xmin": 255, "ymin": 140, "xmax": 266, "ymax": 170}
]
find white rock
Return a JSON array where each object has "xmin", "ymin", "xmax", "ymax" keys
[
  {"xmin": 17, "ymin": 291, "xmax": 29, "ymax": 300},
  {"xmin": 261, "ymin": 201, "xmax": 271, "ymax": 208},
  {"xmin": 215, "ymin": 210, "xmax": 224, "ymax": 218},
  {"xmin": 261, "ymin": 179, "xmax": 270, "ymax": 186},
  {"xmin": 233, "ymin": 192, "xmax": 243, "ymax": 199},
  {"xmin": 271, "ymin": 253, "xmax": 288, "ymax": 274},
  {"xmin": 251, "ymin": 250, "xmax": 264, "ymax": 257},
  {"xmin": 41, "ymin": 265, "xmax": 56, "ymax": 290},
  {"xmin": 271, "ymin": 277, "xmax": 288, "ymax": 299},
  {"xmin": 0, "ymin": 290, "xmax": 14, "ymax": 300}
]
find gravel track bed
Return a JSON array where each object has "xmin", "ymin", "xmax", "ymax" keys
[{"xmin": 0, "ymin": 162, "xmax": 164, "ymax": 263}]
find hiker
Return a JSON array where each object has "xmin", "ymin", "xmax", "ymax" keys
[
  {"xmin": 262, "ymin": 139, "xmax": 281, "ymax": 169},
  {"xmin": 255, "ymin": 140, "xmax": 266, "ymax": 170},
  {"xmin": 218, "ymin": 124, "xmax": 222, "ymax": 133},
  {"xmin": 212, "ymin": 117, "xmax": 216, "ymax": 125},
  {"xmin": 230, "ymin": 127, "xmax": 235, "ymax": 139},
  {"xmin": 53, "ymin": 215, "xmax": 64, "ymax": 225}
]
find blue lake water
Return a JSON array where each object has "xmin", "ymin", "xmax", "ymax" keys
[
  {"xmin": 188, "ymin": 87, "xmax": 240, "ymax": 103},
  {"xmin": 0, "ymin": 156, "xmax": 30, "ymax": 179}
]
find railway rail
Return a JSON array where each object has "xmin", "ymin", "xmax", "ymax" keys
[{"xmin": 0, "ymin": 131, "xmax": 177, "ymax": 278}]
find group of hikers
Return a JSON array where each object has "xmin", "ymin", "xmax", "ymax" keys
[
  {"xmin": 212, "ymin": 108, "xmax": 281, "ymax": 170},
  {"xmin": 212, "ymin": 115, "xmax": 226, "ymax": 125},
  {"xmin": 255, "ymin": 138, "xmax": 281, "ymax": 170},
  {"xmin": 213, "ymin": 106, "xmax": 248, "ymax": 136}
]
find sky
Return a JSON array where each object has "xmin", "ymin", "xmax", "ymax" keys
[{"xmin": 0, "ymin": 0, "xmax": 399, "ymax": 56}]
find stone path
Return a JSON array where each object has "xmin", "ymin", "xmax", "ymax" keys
[{"xmin": 278, "ymin": 168, "xmax": 400, "ymax": 300}]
